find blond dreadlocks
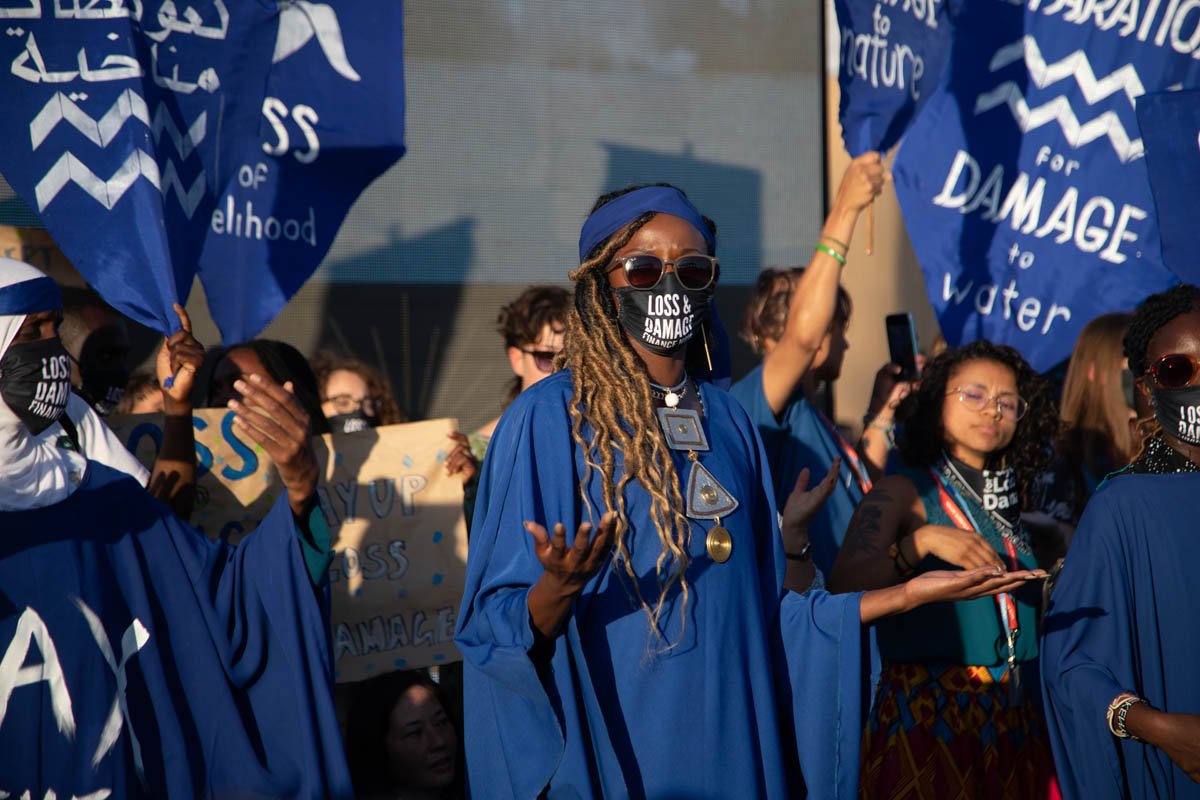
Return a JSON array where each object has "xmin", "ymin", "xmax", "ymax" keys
[{"xmin": 559, "ymin": 185, "xmax": 716, "ymax": 648}]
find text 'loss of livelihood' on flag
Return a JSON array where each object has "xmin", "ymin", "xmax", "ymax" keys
[{"xmin": 0, "ymin": 0, "xmax": 405, "ymax": 342}]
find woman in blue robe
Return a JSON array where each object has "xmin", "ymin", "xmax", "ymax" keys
[
  {"xmin": 0, "ymin": 259, "xmax": 351, "ymax": 797},
  {"xmin": 1042, "ymin": 285, "xmax": 1200, "ymax": 798},
  {"xmin": 455, "ymin": 185, "xmax": 1044, "ymax": 800}
]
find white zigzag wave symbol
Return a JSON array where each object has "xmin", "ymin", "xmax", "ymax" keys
[
  {"xmin": 989, "ymin": 35, "xmax": 1145, "ymax": 106},
  {"xmin": 975, "ymin": 37, "xmax": 1145, "ymax": 162},
  {"xmin": 975, "ymin": 84, "xmax": 1144, "ymax": 161},
  {"xmin": 35, "ymin": 150, "xmax": 206, "ymax": 218},
  {"xmin": 30, "ymin": 91, "xmax": 206, "ymax": 160}
]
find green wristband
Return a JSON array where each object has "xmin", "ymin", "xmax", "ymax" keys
[{"xmin": 814, "ymin": 242, "xmax": 847, "ymax": 266}]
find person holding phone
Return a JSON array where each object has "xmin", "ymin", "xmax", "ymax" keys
[
  {"xmin": 731, "ymin": 153, "xmax": 917, "ymax": 575},
  {"xmin": 829, "ymin": 340, "xmax": 1060, "ymax": 800}
]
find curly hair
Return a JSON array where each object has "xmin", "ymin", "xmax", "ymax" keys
[
  {"xmin": 895, "ymin": 340, "xmax": 1057, "ymax": 507},
  {"xmin": 310, "ymin": 349, "xmax": 408, "ymax": 426},
  {"xmin": 737, "ymin": 267, "xmax": 852, "ymax": 356},
  {"xmin": 496, "ymin": 286, "xmax": 570, "ymax": 407},
  {"xmin": 563, "ymin": 182, "xmax": 716, "ymax": 648},
  {"xmin": 1122, "ymin": 284, "xmax": 1200, "ymax": 457},
  {"xmin": 1123, "ymin": 284, "xmax": 1200, "ymax": 375}
]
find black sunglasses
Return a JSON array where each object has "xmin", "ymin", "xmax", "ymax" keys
[
  {"xmin": 1146, "ymin": 353, "xmax": 1200, "ymax": 389},
  {"xmin": 608, "ymin": 254, "xmax": 719, "ymax": 291}
]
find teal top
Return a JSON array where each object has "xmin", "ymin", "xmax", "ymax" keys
[{"xmin": 875, "ymin": 466, "xmax": 1041, "ymax": 667}]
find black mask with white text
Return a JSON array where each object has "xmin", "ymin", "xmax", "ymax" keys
[
  {"xmin": 1152, "ymin": 383, "xmax": 1200, "ymax": 445},
  {"xmin": 329, "ymin": 409, "xmax": 376, "ymax": 434},
  {"xmin": 615, "ymin": 272, "xmax": 710, "ymax": 356},
  {"xmin": 0, "ymin": 338, "xmax": 72, "ymax": 435},
  {"xmin": 77, "ymin": 363, "xmax": 128, "ymax": 417}
]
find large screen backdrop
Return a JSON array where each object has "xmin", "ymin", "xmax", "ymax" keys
[{"xmin": 1, "ymin": 1, "xmax": 825, "ymax": 433}]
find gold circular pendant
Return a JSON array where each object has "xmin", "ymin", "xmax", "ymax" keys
[{"xmin": 706, "ymin": 526, "xmax": 733, "ymax": 563}]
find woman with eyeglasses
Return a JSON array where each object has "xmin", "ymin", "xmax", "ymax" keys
[
  {"xmin": 455, "ymin": 186, "xmax": 1046, "ymax": 799},
  {"xmin": 313, "ymin": 351, "xmax": 408, "ymax": 434},
  {"xmin": 829, "ymin": 339, "xmax": 1060, "ymax": 800},
  {"xmin": 1042, "ymin": 285, "xmax": 1200, "ymax": 798}
]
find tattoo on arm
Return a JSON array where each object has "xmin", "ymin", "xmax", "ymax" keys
[{"xmin": 839, "ymin": 488, "xmax": 893, "ymax": 557}]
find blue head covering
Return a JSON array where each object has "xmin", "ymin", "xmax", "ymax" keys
[
  {"xmin": 577, "ymin": 186, "xmax": 715, "ymax": 262},
  {"xmin": 0, "ymin": 274, "xmax": 62, "ymax": 316}
]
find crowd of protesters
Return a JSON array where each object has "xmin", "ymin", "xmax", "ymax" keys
[{"xmin": 1, "ymin": 153, "xmax": 1197, "ymax": 799}]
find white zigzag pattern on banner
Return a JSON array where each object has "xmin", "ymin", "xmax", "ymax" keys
[
  {"xmin": 988, "ymin": 36, "xmax": 1145, "ymax": 106},
  {"xmin": 29, "ymin": 91, "xmax": 207, "ymax": 160},
  {"xmin": 34, "ymin": 150, "xmax": 205, "ymax": 218},
  {"xmin": 975, "ymin": 83, "xmax": 1144, "ymax": 162}
]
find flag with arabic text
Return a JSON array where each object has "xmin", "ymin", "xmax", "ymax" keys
[{"xmin": 0, "ymin": 0, "xmax": 404, "ymax": 341}]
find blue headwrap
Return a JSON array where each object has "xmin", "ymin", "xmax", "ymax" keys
[
  {"xmin": 577, "ymin": 186, "xmax": 714, "ymax": 263},
  {"xmin": 0, "ymin": 276, "xmax": 62, "ymax": 316}
]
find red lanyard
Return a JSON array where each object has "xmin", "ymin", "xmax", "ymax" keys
[
  {"xmin": 928, "ymin": 467, "xmax": 1021, "ymax": 662},
  {"xmin": 818, "ymin": 411, "xmax": 872, "ymax": 495}
]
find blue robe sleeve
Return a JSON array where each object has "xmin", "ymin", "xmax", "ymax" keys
[
  {"xmin": 739, "ymin": 400, "xmax": 866, "ymax": 800},
  {"xmin": 779, "ymin": 590, "xmax": 864, "ymax": 800},
  {"xmin": 455, "ymin": 389, "xmax": 579, "ymax": 799},
  {"xmin": 156, "ymin": 491, "xmax": 351, "ymax": 797},
  {"xmin": 1040, "ymin": 487, "xmax": 1137, "ymax": 800}
]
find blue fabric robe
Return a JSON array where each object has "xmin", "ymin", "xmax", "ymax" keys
[
  {"xmin": 455, "ymin": 371, "xmax": 863, "ymax": 800},
  {"xmin": 729, "ymin": 365, "xmax": 864, "ymax": 576},
  {"xmin": 1041, "ymin": 473, "xmax": 1200, "ymax": 799},
  {"xmin": 0, "ymin": 462, "xmax": 351, "ymax": 798}
]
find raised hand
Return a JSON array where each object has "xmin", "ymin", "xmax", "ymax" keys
[
  {"xmin": 832, "ymin": 151, "xmax": 887, "ymax": 216},
  {"xmin": 911, "ymin": 524, "xmax": 1007, "ymax": 571},
  {"xmin": 526, "ymin": 513, "xmax": 617, "ymax": 595},
  {"xmin": 525, "ymin": 512, "xmax": 619, "ymax": 639},
  {"xmin": 156, "ymin": 303, "xmax": 204, "ymax": 413},
  {"xmin": 780, "ymin": 458, "xmax": 840, "ymax": 556},
  {"xmin": 445, "ymin": 431, "xmax": 480, "ymax": 484},
  {"xmin": 228, "ymin": 373, "xmax": 318, "ymax": 517}
]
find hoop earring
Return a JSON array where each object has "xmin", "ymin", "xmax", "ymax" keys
[{"xmin": 701, "ymin": 321, "xmax": 714, "ymax": 374}]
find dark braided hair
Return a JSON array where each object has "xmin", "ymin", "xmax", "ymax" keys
[
  {"xmin": 1123, "ymin": 284, "xmax": 1200, "ymax": 376},
  {"xmin": 895, "ymin": 340, "xmax": 1057, "ymax": 508},
  {"xmin": 563, "ymin": 182, "xmax": 715, "ymax": 648}
]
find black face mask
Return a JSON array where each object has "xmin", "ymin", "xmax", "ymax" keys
[
  {"xmin": 1152, "ymin": 383, "xmax": 1200, "ymax": 445},
  {"xmin": 329, "ymin": 409, "xmax": 376, "ymax": 434},
  {"xmin": 77, "ymin": 363, "xmax": 127, "ymax": 416},
  {"xmin": 615, "ymin": 272, "xmax": 711, "ymax": 356},
  {"xmin": 0, "ymin": 338, "xmax": 72, "ymax": 435}
]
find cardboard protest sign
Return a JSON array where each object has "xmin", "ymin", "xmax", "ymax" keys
[{"xmin": 110, "ymin": 409, "xmax": 467, "ymax": 681}]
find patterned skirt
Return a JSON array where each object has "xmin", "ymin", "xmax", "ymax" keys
[{"xmin": 859, "ymin": 661, "xmax": 1057, "ymax": 800}]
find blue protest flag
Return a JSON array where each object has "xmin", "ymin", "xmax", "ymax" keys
[
  {"xmin": 834, "ymin": 0, "xmax": 957, "ymax": 156},
  {"xmin": 197, "ymin": 0, "xmax": 406, "ymax": 342},
  {"xmin": 0, "ymin": 1, "xmax": 405, "ymax": 341},
  {"xmin": 1137, "ymin": 89, "xmax": 1200, "ymax": 287},
  {"xmin": 0, "ymin": 0, "xmax": 276, "ymax": 333},
  {"xmin": 890, "ymin": 0, "xmax": 1197, "ymax": 371}
]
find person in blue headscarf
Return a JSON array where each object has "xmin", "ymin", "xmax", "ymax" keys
[
  {"xmin": 0, "ymin": 258, "xmax": 351, "ymax": 797},
  {"xmin": 455, "ymin": 184, "xmax": 1045, "ymax": 800},
  {"xmin": 1042, "ymin": 284, "xmax": 1200, "ymax": 799}
]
